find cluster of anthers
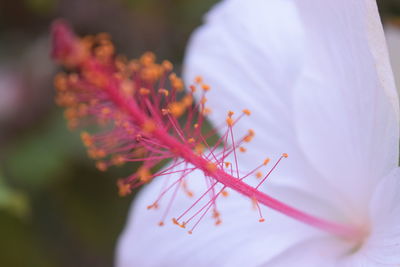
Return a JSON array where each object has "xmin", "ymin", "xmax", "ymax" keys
[{"xmin": 51, "ymin": 20, "xmax": 360, "ymax": 238}]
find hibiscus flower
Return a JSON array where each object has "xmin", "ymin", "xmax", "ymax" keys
[{"xmin": 116, "ymin": 0, "xmax": 400, "ymax": 266}]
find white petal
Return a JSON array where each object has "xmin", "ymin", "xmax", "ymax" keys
[
  {"xmin": 183, "ymin": 0, "xmax": 304, "ymax": 168},
  {"xmin": 183, "ymin": 0, "xmax": 346, "ymax": 215},
  {"xmin": 116, "ymin": 168, "xmax": 326, "ymax": 267},
  {"xmin": 260, "ymin": 237, "xmax": 348, "ymax": 267},
  {"xmin": 361, "ymin": 167, "xmax": 400, "ymax": 265},
  {"xmin": 292, "ymin": 0, "xmax": 399, "ymax": 220}
]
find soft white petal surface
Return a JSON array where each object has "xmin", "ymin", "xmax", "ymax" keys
[
  {"xmin": 117, "ymin": 168, "xmax": 328, "ymax": 267},
  {"xmin": 183, "ymin": 0, "xmax": 347, "ymax": 218},
  {"xmin": 293, "ymin": 0, "xmax": 399, "ymax": 221}
]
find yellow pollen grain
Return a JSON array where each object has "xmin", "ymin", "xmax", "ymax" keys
[
  {"xmin": 162, "ymin": 60, "xmax": 173, "ymax": 72},
  {"xmin": 158, "ymin": 88, "xmax": 169, "ymax": 96},
  {"xmin": 194, "ymin": 76, "xmax": 203, "ymax": 84},
  {"xmin": 142, "ymin": 120, "xmax": 156, "ymax": 133},
  {"xmin": 54, "ymin": 73, "xmax": 68, "ymax": 91},
  {"xmin": 243, "ymin": 109, "xmax": 251, "ymax": 116},
  {"xmin": 168, "ymin": 102, "xmax": 185, "ymax": 118},
  {"xmin": 226, "ymin": 117, "xmax": 234, "ymax": 126},
  {"xmin": 182, "ymin": 95, "xmax": 193, "ymax": 107},
  {"xmin": 96, "ymin": 161, "xmax": 108, "ymax": 172},
  {"xmin": 117, "ymin": 180, "xmax": 131, "ymax": 197},
  {"xmin": 202, "ymin": 107, "xmax": 212, "ymax": 115},
  {"xmin": 137, "ymin": 167, "xmax": 152, "ymax": 183},
  {"xmin": 139, "ymin": 87, "xmax": 150, "ymax": 95},
  {"xmin": 206, "ymin": 162, "xmax": 217, "ymax": 172},
  {"xmin": 80, "ymin": 132, "xmax": 93, "ymax": 147},
  {"xmin": 201, "ymin": 84, "xmax": 210, "ymax": 91},
  {"xmin": 194, "ymin": 144, "xmax": 205, "ymax": 155},
  {"xmin": 111, "ymin": 154, "xmax": 125, "ymax": 166}
]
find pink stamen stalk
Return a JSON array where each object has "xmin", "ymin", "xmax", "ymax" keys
[{"xmin": 51, "ymin": 20, "xmax": 361, "ymax": 239}]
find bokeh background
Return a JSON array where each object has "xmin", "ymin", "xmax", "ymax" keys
[{"xmin": 0, "ymin": 1, "xmax": 399, "ymax": 266}]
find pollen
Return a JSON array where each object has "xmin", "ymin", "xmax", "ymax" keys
[
  {"xmin": 239, "ymin": 147, "xmax": 247, "ymax": 153},
  {"xmin": 142, "ymin": 119, "xmax": 156, "ymax": 133},
  {"xmin": 80, "ymin": 131, "xmax": 93, "ymax": 147},
  {"xmin": 137, "ymin": 167, "xmax": 152, "ymax": 183},
  {"xmin": 54, "ymin": 73, "xmax": 68, "ymax": 91},
  {"xmin": 206, "ymin": 162, "xmax": 217, "ymax": 173},
  {"xmin": 201, "ymin": 84, "xmax": 210, "ymax": 91},
  {"xmin": 161, "ymin": 60, "xmax": 173, "ymax": 72},
  {"xmin": 139, "ymin": 87, "xmax": 150, "ymax": 95},
  {"xmin": 263, "ymin": 158, "xmax": 270, "ymax": 166},
  {"xmin": 256, "ymin": 171, "xmax": 263, "ymax": 179},
  {"xmin": 96, "ymin": 161, "xmax": 108, "ymax": 172},
  {"xmin": 168, "ymin": 102, "xmax": 185, "ymax": 118},
  {"xmin": 111, "ymin": 154, "xmax": 125, "ymax": 166},
  {"xmin": 158, "ymin": 88, "xmax": 169, "ymax": 97},
  {"xmin": 226, "ymin": 117, "xmax": 234, "ymax": 126},
  {"xmin": 282, "ymin": 153, "xmax": 289, "ymax": 158},
  {"xmin": 117, "ymin": 180, "xmax": 131, "ymax": 197},
  {"xmin": 224, "ymin": 162, "xmax": 231, "ymax": 168},
  {"xmin": 194, "ymin": 76, "xmax": 203, "ymax": 84},
  {"xmin": 243, "ymin": 109, "xmax": 251, "ymax": 116}
]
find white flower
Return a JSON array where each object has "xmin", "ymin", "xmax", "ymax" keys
[{"xmin": 116, "ymin": 0, "xmax": 400, "ymax": 266}]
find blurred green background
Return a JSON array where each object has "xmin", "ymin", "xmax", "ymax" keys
[{"xmin": 0, "ymin": 0, "xmax": 399, "ymax": 266}]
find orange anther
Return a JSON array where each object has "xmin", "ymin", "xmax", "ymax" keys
[
  {"xmin": 206, "ymin": 162, "xmax": 217, "ymax": 172},
  {"xmin": 111, "ymin": 154, "xmax": 125, "ymax": 166},
  {"xmin": 282, "ymin": 153, "xmax": 289, "ymax": 158},
  {"xmin": 139, "ymin": 87, "xmax": 150, "ymax": 95},
  {"xmin": 188, "ymin": 138, "xmax": 195, "ymax": 143},
  {"xmin": 259, "ymin": 218, "xmax": 265, "ymax": 223},
  {"xmin": 228, "ymin": 111, "xmax": 234, "ymax": 117},
  {"xmin": 256, "ymin": 171, "xmax": 263, "ymax": 179},
  {"xmin": 81, "ymin": 131, "xmax": 94, "ymax": 147},
  {"xmin": 137, "ymin": 167, "xmax": 152, "ymax": 183},
  {"xmin": 142, "ymin": 119, "xmax": 156, "ymax": 133},
  {"xmin": 117, "ymin": 180, "xmax": 131, "ymax": 197},
  {"xmin": 168, "ymin": 102, "xmax": 185, "ymax": 117},
  {"xmin": 201, "ymin": 84, "xmax": 210, "ymax": 91},
  {"xmin": 158, "ymin": 221, "xmax": 165, "ymax": 226},
  {"xmin": 239, "ymin": 147, "xmax": 247, "ymax": 153},
  {"xmin": 224, "ymin": 162, "xmax": 231, "ymax": 168},
  {"xmin": 243, "ymin": 109, "xmax": 251, "ymax": 116},
  {"xmin": 96, "ymin": 161, "xmax": 108, "ymax": 172},
  {"xmin": 226, "ymin": 117, "xmax": 234, "ymax": 126},
  {"xmin": 221, "ymin": 190, "xmax": 229, "ymax": 197},
  {"xmin": 263, "ymin": 158, "xmax": 270, "ymax": 166},
  {"xmin": 162, "ymin": 60, "xmax": 173, "ymax": 72},
  {"xmin": 158, "ymin": 88, "xmax": 169, "ymax": 96},
  {"xmin": 194, "ymin": 76, "xmax": 203, "ymax": 84}
]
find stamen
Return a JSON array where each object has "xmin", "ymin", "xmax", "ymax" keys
[{"xmin": 51, "ymin": 21, "xmax": 363, "ymax": 240}]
